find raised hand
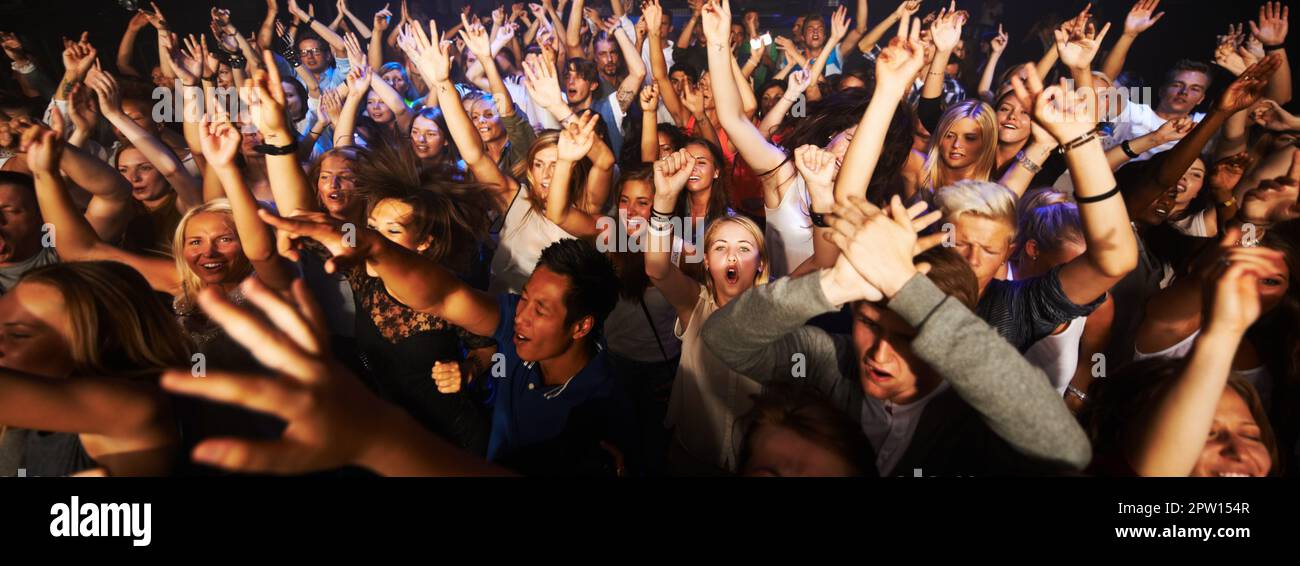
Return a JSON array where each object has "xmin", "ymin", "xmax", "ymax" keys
[
  {"xmin": 638, "ymin": 83, "xmax": 660, "ymax": 112},
  {"xmin": 199, "ymin": 114, "xmax": 243, "ymax": 168},
  {"xmin": 830, "ymin": 5, "xmax": 851, "ymax": 43},
  {"xmin": 173, "ymin": 34, "xmax": 209, "ymax": 85},
  {"xmin": 1123, "ymin": 0, "xmax": 1165, "ymax": 36},
  {"xmin": 1056, "ymin": 18, "xmax": 1110, "ymax": 71},
  {"xmin": 680, "ymin": 78, "xmax": 705, "ymax": 116},
  {"xmin": 374, "ymin": 3, "xmax": 393, "ymax": 32},
  {"xmin": 699, "ymin": 0, "xmax": 732, "ymax": 46},
  {"xmin": 84, "ymin": 62, "xmax": 124, "ymax": 117},
  {"xmin": 793, "ymin": 144, "xmax": 839, "ymax": 196},
  {"xmin": 1203, "ymin": 231, "xmax": 1281, "ymax": 335},
  {"xmin": 557, "ymin": 112, "xmax": 599, "ymax": 163},
  {"xmin": 930, "ymin": 1, "xmax": 966, "ymax": 53},
  {"xmin": 990, "ymin": 24, "xmax": 1009, "ymax": 55},
  {"xmin": 1153, "ymin": 115, "xmax": 1195, "ymax": 144},
  {"xmin": 1207, "ymin": 152, "xmax": 1254, "ymax": 199},
  {"xmin": 345, "ymin": 63, "xmax": 372, "ymax": 97},
  {"xmin": 1024, "ymin": 71, "xmax": 1097, "ymax": 143},
  {"xmin": 61, "ymin": 32, "xmax": 97, "ymax": 80},
  {"xmin": 1251, "ymin": 99, "xmax": 1300, "ymax": 131},
  {"xmin": 419, "ymin": 20, "xmax": 454, "ymax": 84},
  {"xmin": 826, "ymin": 195, "xmax": 941, "ymax": 300},
  {"xmin": 127, "ymin": 10, "xmax": 152, "ymax": 32},
  {"xmin": 240, "ymin": 51, "xmax": 292, "ymax": 140},
  {"xmin": 875, "ymin": 18, "xmax": 925, "ymax": 94},
  {"xmin": 319, "ymin": 89, "xmax": 343, "ymax": 126},
  {"xmin": 1216, "ymin": 54, "xmax": 1282, "ymax": 114},
  {"xmin": 211, "ymin": 7, "xmax": 234, "ymax": 31},
  {"xmin": 520, "ymin": 50, "xmax": 564, "ymax": 108},
  {"xmin": 653, "ymin": 148, "xmax": 695, "ymax": 205},
  {"xmin": 143, "ymin": 2, "xmax": 168, "ymax": 30},
  {"xmin": 20, "ymin": 122, "xmax": 64, "ymax": 174},
  {"xmin": 786, "ymin": 68, "xmax": 813, "ymax": 98},
  {"xmin": 895, "ymin": 0, "xmax": 921, "ymax": 20},
  {"xmin": 1249, "ymin": 1, "xmax": 1289, "ymax": 46},
  {"xmin": 1215, "ymin": 40, "xmax": 1249, "ymax": 76},
  {"xmin": 343, "ymin": 32, "xmax": 366, "ymax": 68},
  {"xmin": 491, "ymin": 23, "xmax": 517, "ymax": 55},
  {"xmin": 459, "ymin": 14, "xmax": 492, "ymax": 59}
]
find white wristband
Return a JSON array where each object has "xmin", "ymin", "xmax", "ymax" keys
[{"xmin": 11, "ymin": 60, "xmax": 35, "ymax": 74}]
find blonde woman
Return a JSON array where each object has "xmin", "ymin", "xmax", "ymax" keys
[
  {"xmin": 913, "ymin": 99, "xmax": 1000, "ymax": 197},
  {"xmin": 647, "ymin": 149, "xmax": 770, "ymax": 475}
]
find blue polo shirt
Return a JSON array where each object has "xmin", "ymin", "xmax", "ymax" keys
[{"xmin": 485, "ymin": 293, "xmax": 633, "ymax": 465}]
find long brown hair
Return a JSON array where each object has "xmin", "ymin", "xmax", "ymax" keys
[{"xmin": 21, "ymin": 261, "xmax": 192, "ymax": 380}]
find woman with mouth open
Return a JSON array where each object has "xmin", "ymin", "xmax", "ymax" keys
[{"xmin": 646, "ymin": 146, "xmax": 770, "ymax": 475}]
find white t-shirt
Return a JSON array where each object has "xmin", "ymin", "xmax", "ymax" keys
[
  {"xmin": 1105, "ymin": 100, "xmax": 1206, "ymax": 163},
  {"xmin": 860, "ymin": 381, "xmax": 951, "ymax": 476},
  {"xmin": 489, "ymin": 186, "xmax": 576, "ymax": 295},
  {"xmin": 763, "ymin": 175, "xmax": 814, "ymax": 278},
  {"xmin": 1023, "ymin": 316, "xmax": 1087, "ymax": 395}
]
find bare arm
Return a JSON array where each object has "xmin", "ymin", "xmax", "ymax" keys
[{"xmin": 647, "ymin": 150, "xmax": 704, "ymax": 327}]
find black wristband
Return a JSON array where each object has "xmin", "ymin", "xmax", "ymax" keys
[
  {"xmin": 810, "ymin": 211, "xmax": 831, "ymax": 228},
  {"xmin": 1264, "ymin": 43, "xmax": 1285, "ymax": 52},
  {"xmin": 1120, "ymin": 139, "xmax": 1140, "ymax": 159},
  {"xmin": 1075, "ymin": 185, "xmax": 1121, "ymax": 205},
  {"xmin": 253, "ymin": 140, "xmax": 298, "ymax": 155},
  {"xmin": 651, "ymin": 208, "xmax": 674, "ymax": 218}
]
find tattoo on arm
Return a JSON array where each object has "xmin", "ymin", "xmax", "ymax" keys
[{"xmin": 616, "ymin": 87, "xmax": 636, "ymax": 111}]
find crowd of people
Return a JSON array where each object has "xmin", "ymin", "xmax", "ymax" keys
[{"xmin": 0, "ymin": 0, "xmax": 1295, "ymax": 477}]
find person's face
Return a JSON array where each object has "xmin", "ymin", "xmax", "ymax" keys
[
  {"xmin": 1159, "ymin": 70, "xmax": 1209, "ymax": 116},
  {"xmin": 659, "ymin": 18, "xmax": 672, "ymax": 39},
  {"xmin": 565, "ymin": 68, "xmax": 595, "ymax": 106},
  {"xmin": 1093, "ymin": 74, "xmax": 1116, "ymax": 121},
  {"xmin": 468, "ymin": 99, "xmax": 505, "ymax": 142},
  {"xmin": 617, "ymin": 179, "xmax": 654, "ymax": 231},
  {"xmin": 669, "ymin": 70, "xmax": 691, "ymax": 98},
  {"xmin": 743, "ymin": 424, "xmax": 858, "ymax": 477},
  {"xmin": 760, "ymin": 85, "xmax": 785, "ymax": 115},
  {"xmin": 996, "ymin": 96, "xmax": 1031, "ymax": 145},
  {"xmin": 950, "ymin": 214, "xmax": 1015, "ymax": 292},
  {"xmin": 1240, "ymin": 175, "xmax": 1299, "ymax": 225},
  {"xmin": 217, "ymin": 63, "xmax": 234, "ymax": 88},
  {"xmin": 594, "ymin": 39, "xmax": 621, "ymax": 77},
  {"xmin": 367, "ymin": 91, "xmax": 395, "ymax": 124},
  {"xmin": 940, "ymin": 117, "xmax": 985, "ymax": 171},
  {"xmin": 281, "ymin": 80, "xmax": 305, "ymax": 119},
  {"xmin": 792, "ymin": 16, "xmax": 806, "ymax": 42},
  {"xmin": 0, "ymin": 184, "xmax": 43, "ymax": 265},
  {"xmin": 729, "ymin": 24, "xmax": 744, "ymax": 47},
  {"xmin": 367, "ymin": 198, "xmax": 430, "ymax": 254},
  {"xmin": 704, "ymin": 222, "xmax": 763, "ymax": 300},
  {"xmin": 513, "ymin": 266, "xmax": 585, "ymax": 363},
  {"xmin": 684, "ymin": 143, "xmax": 719, "ymax": 193},
  {"xmin": 182, "ymin": 212, "xmax": 247, "ymax": 287},
  {"xmin": 316, "ymin": 154, "xmax": 358, "ymax": 219},
  {"xmin": 495, "ymin": 53, "xmax": 518, "ymax": 77},
  {"xmin": 117, "ymin": 147, "xmax": 169, "ymax": 202},
  {"xmin": 298, "ymin": 39, "xmax": 330, "ymax": 73},
  {"xmin": 655, "ymin": 131, "xmax": 675, "ymax": 160},
  {"xmin": 1189, "ymin": 387, "xmax": 1272, "ymax": 477},
  {"xmin": 851, "ymin": 302, "xmax": 929, "ymax": 403},
  {"xmin": 825, "ymin": 125, "xmax": 858, "ymax": 165},
  {"xmin": 381, "ymin": 69, "xmax": 408, "ymax": 95},
  {"xmin": 530, "ymin": 145, "xmax": 560, "ymax": 198},
  {"xmin": 410, "ymin": 116, "xmax": 447, "ymax": 160},
  {"xmin": 698, "ymin": 72, "xmax": 715, "ymax": 110},
  {"xmin": 1168, "ymin": 159, "xmax": 1206, "ymax": 219},
  {"xmin": 0, "ymin": 281, "xmax": 75, "ymax": 378},
  {"xmin": 238, "ymin": 124, "xmax": 264, "ymax": 157}
]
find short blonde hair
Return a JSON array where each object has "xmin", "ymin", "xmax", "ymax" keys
[{"xmin": 935, "ymin": 180, "xmax": 1019, "ymax": 238}]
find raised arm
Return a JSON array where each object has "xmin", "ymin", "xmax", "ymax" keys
[
  {"xmin": 564, "ymin": 0, "xmax": 587, "ymax": 59},
  {"xmin": 246, "ymin": 51, "xmax": 319, "ymax": 216},
  {"xmin": 701, "ymin": 0, "xmax": 794, "ymax": 203},
  {"xmin": 290, "ymin": 0, "xmax": 349, "ymax": 55},
  {"xmin": 368, "ymin": 5, "xmax": 394, "ymax": 70},
  {"xmin": 258, "ymin": 0, "xmax": 279, "ymax": 49},
  {"xmin": 1102, "ymin": 0, "xmax": 1163, "ymax": 81},
  {"xmin": 200, "ymin": 116, "xmax": 294, "ymax": 291},
  {"xmin": 839, "ymin": 0, "xmax": 870, "ymax": 52},
  {"xmin": 116, "ymin": 11, "xmax": 152, "ymax": 78},
  {"xmin": 922, "ymin": 3, "xmax": 964, "ymax": 102},
  {"xmin": 646, "ymin": 149, "xmax": 704, "ymax": 326},
  {"xmin": 608, "ymin": 18, "xmax": 647, "ymax": 112},
  {"xmin": 24, "ymin": 126, "xmax": 178, "ymax": 293},
  {"xmin": 1134, "ymin": 252, "xmax": 1277, "ymax": 476},
  {"xmin": 413, "ymin": 19, "xmax": 517, "ymax": 213},
  {"xmin": 85, "ymin": 65, "xmax": 202, "ymax": 213},
  {"xmin": 834, "ymin": 17, "xmax": 926, "ymax": 204},
  {"xmin": 643, "ymin": 0, "xmax": 685, "ymax": 124},
  {"xmin": 338, "ymin": 0, "xmax": 374, "ymax": 39},
  {"xmin": 44, "ymin": 111, "xmax": 135, "ymax": 242},
  {"xmin": 678, "ymin": 0, "xmax": 703, "ymax": 49},
  {"xmin": 1250, "ymin": 2, "xmax": 1291, "ymax": 104},
  {"xmin": 858, "ymin": 0, "xmax": 919, "ymax": 54},
  {"xmin": 757, "ymin": 70, "xmax": 811, "ymax": 138},
  {"xmin": 546, "ymin": 113, "xmax": 602, "ymax": 237},
  {"xmin": 639, "ymin": 84, "xmax": 661, "ymax": 162},
  {"xmin": 977, "ymin": 26, "xmax": 1009, "ymax": 101}
]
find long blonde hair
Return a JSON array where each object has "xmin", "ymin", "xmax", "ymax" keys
[
  {"xmin": 920, "ymin": 100, "xmax": 999, "ymax": 194},
  {"xmin": 702, "ymin": 215, "xmax": 770, "ymax": 301},
  {"xmin": 171, "ymin": 199, "xmax": 252, "ymax": 313}
]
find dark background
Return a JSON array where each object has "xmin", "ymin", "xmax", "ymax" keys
[{"xmin": 0, "ymin": 0, "xmax": 1294, "ymax": 101}]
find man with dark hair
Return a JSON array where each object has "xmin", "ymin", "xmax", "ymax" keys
[
  {"xmin": 260, "ymin": 213, "xmax": 638, "ymax": 474},
  {"xmin": 0, "ymin": 172, "xmax": 53, "ymax": 293},
  {"xmin": 702, "ymin": 202, "xmax": 1092, "ymax": 477},
  {"xmin": 1104, "ymin": 58, "xmax": 1213, "ymax": 162}
]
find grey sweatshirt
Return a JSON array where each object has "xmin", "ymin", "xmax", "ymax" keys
[{"xmin": 701, "ymin": 272, "xmax": 1093, "ymax": 473}]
